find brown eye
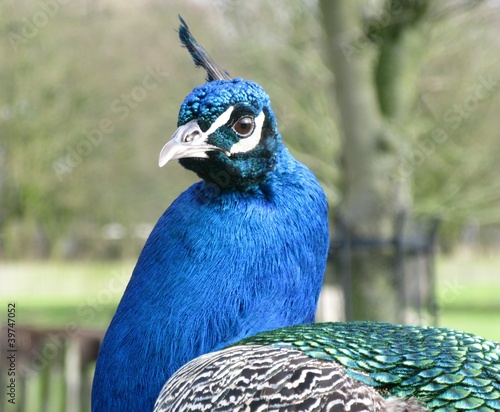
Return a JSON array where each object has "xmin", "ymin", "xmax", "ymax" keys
[{"xmin": 232, "ymin": 116, "xmax": 255, "ymax": 137}]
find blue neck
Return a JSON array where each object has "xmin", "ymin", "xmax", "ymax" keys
[{"xmin": 92, "ymin": 147, "xmax": 329, "ymax": 411}]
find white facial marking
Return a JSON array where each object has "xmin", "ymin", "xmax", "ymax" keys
[
  {"xmin": 230, "ymin": 111, "xmax": 265, "ymax": 154},
  {"xmin": 205, "ymin": 106, "xmax": 234, "ymax": 136}
]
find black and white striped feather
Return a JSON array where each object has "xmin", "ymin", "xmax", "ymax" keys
[
  {"xmin": 154, "ymin": 345, "xmax": 426, "ymax": 412},
  {"xmin": 178, "ymin": 16, "xmax": 232, "ymax": 82}
]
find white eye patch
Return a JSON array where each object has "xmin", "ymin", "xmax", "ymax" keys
[
  {"xmin": 229, "ymin": 111, "xmax": 265, "ymax": 155},
  {"xmin": 205, "ymin": 106, "xmax": 266, "ymax": 156},
  {"xmin": 206, "ymin": 106, "xmax": 234, "ymax": 135}
]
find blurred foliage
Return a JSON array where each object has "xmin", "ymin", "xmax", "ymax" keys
[
  {"xmin": 410, "ymin": 2, "xmax": 500, "ymax": 249},
  {"xmin": 0, "ymin": 0, "xmax": 499, "ymax": 259}
]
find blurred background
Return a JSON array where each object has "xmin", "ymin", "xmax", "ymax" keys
[{"xmin": 1, "ymin": 0, "xmax": 499, "ymax": 410}]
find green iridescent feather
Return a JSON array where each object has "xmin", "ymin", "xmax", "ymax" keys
[{"xmin": 236, "ymin": 322, "xmax": 500, "ymax": 411}]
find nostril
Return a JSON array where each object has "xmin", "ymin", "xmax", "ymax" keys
[{"xmin": 184, "ymin": 130, "xmax": 200, "ymax": 143}]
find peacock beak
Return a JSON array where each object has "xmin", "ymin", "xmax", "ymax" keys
[{"xmin": 159, "ymin": 120, "xmax": 226, "ymax": 167}]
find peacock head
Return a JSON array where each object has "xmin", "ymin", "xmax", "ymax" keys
[{"xmin": 159, "ymin": 18, "xmax": 281, "ymax": 192}]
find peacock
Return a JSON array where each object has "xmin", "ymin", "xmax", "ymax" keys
[
  {"xmin": 91, "ymin": 17, "xmax": 329, "ymax": 411},
  {"xmin": 92, "ymin": 18, "xmax": 500, "ymax": 412}
]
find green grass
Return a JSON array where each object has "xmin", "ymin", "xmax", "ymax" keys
[
  {"xmin": 5, "ymin": 302, "xmax": 119, "ymax": 330},
  {"xmin": 436, "ymin": 255, "xmax": 500, "ymax": 342},
  {"xmin": 0, "ymin": 261, "xmax": 134, "ymax": 330}
]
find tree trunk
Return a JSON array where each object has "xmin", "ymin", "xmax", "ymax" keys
[{"xmin": 320, "ymin": 0, "xmax": 427, "ymax": 321}]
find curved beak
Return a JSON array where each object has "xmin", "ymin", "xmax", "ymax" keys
[{"xmin": 159, "ymin": 120, "xmax": 227, "ymax": 167}]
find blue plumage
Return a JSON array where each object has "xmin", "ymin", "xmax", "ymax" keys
[{"xmin": 91, "ymin": 19, "xmax": 329, "ymax": 412}]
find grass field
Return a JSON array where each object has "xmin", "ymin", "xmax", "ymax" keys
[
  {"xmin": 0, "ymin": 261, "xmax": 134, "ymax": 331},
  {"xmin": 436, "ymin": 255, "xmax": 500, "ymax": 341},
  {"xmin": 1, "ymin": 254, "xmax": 499, "ymax": 341}
]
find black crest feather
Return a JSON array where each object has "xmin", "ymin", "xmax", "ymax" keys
[{"xmin": 178, "ymin": 16, "xmax": 232, "ymax": 82}]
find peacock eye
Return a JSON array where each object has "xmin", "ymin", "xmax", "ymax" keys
[{"xmin": 232, "ymin": 116, "xmax": 255, "ymax": 137}]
